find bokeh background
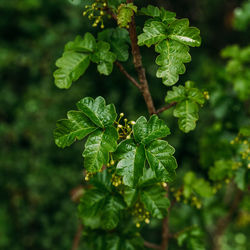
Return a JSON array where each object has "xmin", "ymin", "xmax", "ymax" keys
[{"xmin": 0, "ymin": 0, "xmax": 249, "ymax": 249}]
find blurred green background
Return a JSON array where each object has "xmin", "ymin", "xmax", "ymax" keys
[{"xmin": 0, "ymin": 0, "xmax": 249, "ymax": 249}]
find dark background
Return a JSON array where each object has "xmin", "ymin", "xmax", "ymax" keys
[{"xmin": 0, "ymin": 0, "xmax": 249, "ymax": 249}]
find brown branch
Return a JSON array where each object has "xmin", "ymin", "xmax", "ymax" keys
[
  {"xmin": 155, "ymin": 102, "xmax": 177, "ymax": 114},
  {"xmin": 72, "ymin": 223, "xmax": 83, "ymax": 250},
  {"xmin": 126, "ymin": 0, "xmax": 156, "ymax": 115},
  {"xmin": 115, "ymin": 61, "xmax": 141, "ymax": 90},
  {"xmin": 212, "ymin": 188, "xmax": 243, "ymax": 250},
  {"xmin": 144, "ymin": 241, "xmax": 161, "ymax": 249}
]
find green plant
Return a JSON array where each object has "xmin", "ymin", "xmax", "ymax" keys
[{"xmin": 52, "ymin": 1, "xmax": 249, "ymax": 249}]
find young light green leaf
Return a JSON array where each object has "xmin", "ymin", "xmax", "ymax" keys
[
  {"xmin": 155, "ymin": 40, "xmax": 191, "ymax": 86},
  {"xmin": 145, "ymin": 140, "xmax": 177, "ymax": 182},
  {"xmin": 83, "ymin": 126, "xmax": 118, "ymax": 172},
  {"xmin": 133, "ymin": 115, "xmax": 170, "ymax": 145},
  {"xmin": 140, "ymin": 5, "xmax": 161, "ymax": 17},
  {"xmin": 54, "ymin": 51, "xmax": 90, "ymax": 89},
  {"xmin": 187, "ymin": 88, "xmax": 205, "ymax": 105},
  {"xmin": 168, "ymin": 19, "xmax": 201, "ymax": 47},
  {"xmin": 64, "ymin": 32, "xmax": 96, "ymax": 53},
  {"xmin": 165, "ymin": 85, "xmax": 186, "ymax": 103},
  {"xmin": 138, "ymin": 20, "xmax": 167, "ymax": 47},
  {"xmin": 141, "ymin": 185, "xmax": 170, "ymax": 219},
  {"xmin": 173, "ymin": 100, "xmax": 199, "ymax": 133},
  {"xmin": 114, "ymin": 139, "xmax": 145, "ymax": 187},
  {"xmin": 117, "ymin": 3, "xmax": 137, "ymax": 28},
  {"xmin": 77, "ymin": 96, "xmax": 117, "ymax": 128},
  {"xmin": 54, "ymin": 111, "xmax": 97, "ymax": 148}
]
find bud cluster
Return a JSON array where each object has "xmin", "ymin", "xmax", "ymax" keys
[
  {"xmin": 82, "ymin": 0, "xmax": 108, "ymax": 28},
  {"xmin": 132, "ymin": 202, "xmax": 150, "ymax": 228},
  {"xmin": 115, "ymin": 113, "xmax": 135, "ymax": 139}
]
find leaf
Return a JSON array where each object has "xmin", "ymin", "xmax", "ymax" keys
[
  {"xmin": 155, "ymin": 40, "xmax": 191, "ymax": 86},
  {"xmin": 168, "ymin": 19, "xmax": 201, "ymax": 47},
  {"xmin": 123, "ymin": 187, "xmax": 138, "ymax": 207},
  {"xmin": 137, "ymin": 20, "xmax": 167, "ymax": 47},
  {"xmin": 54, "ymin": 111, "xmax": 97, "ymax": 148},
  {"xmin": 90, "ymin": 41, "xmax": 116, "ymax": 75},
  {"xmin": 140, "ymin": 185, "xmax": 170, "ymax": 219},
  {"xmin": 102, "ymin": 196, "xmax": 126, "ymax": 230},
  {"xmin": 173, "ymin": 100, "xmax": 199, "ymax": 133},
  {"xmin": 117, "ymin": 3, "xmax": 137, "ymax": 28},
  {"xmin": 114, "ymin": 139, "xmax": 145, "ymax": 187},
  {"xmin": 53, "ymin": 51, "xmax": 90, "ymax": 89},
  {"xmin": 79, "ymin": 189, "xmax": 125, "ymax": 230},
  {"xmin": 77, "ymin": 96, "xmax": 117, "ymax": 128},
  {"xmin": 145, "ymin": 140, "xmax": 177, "ymax": 182},
  {"xmin": 133, "ymin": 115, "xmax": 170, "ymax": 145},
  {"xmin": 165, "ymin": 85, "xmax": 186, "ymax": 103},
  {"xmin": 83, "ymin": 126, "xmax": 118, "ymax": 172},
  {"xmin": 209, "ymin": 160, "xmax": 234, "ymax": 181},
  {"xmin": 234, "ymin": 168, "xmax": 246, "ymax": 190},
  {"xmin": 138, "ymin": 168, "xmax": 158, "ymax": 187},
  {"xmin": 187, "ymin": 88, "xmax": 205, "ymax": 105},
  {"xmin": 64, "ymin": 32, "xmax": 96, "ymax": 53}
]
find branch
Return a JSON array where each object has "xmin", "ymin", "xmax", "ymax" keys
[
  {"xmin": 115, "ymin": 61, "xmax": 141, "ymax": 90},
  {"xmin": 212, "ymin": 188, "xmax": 244, "ymax": 250},
  {"xmin": 72, "ymin": 223, "xmax": 83, "ymax": 250},
  {"xmin": 144, "ymin": 241, "xmax": 161, "ymax": 249},
  {"xmin": 155, "ymin": 102, "xmax": 177, "ymax": 114},
  {"xmin": 126, "ymin": 0, "xmax": 156, "ymax": 115}
]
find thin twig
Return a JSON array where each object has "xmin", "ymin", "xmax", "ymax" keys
[
  {"xmin": 115, "ymin": 61, "xmax": 141, "ymax": 90},
  {"xmin": 155, "ymin": 102, "xmax": 177, "ymax": 114},
  {"xmin": 126, "ymin": 0, "xmax": 156, "ymax": 115},
  {"xmin": 72, "ymin": 223, "xmax": 83, "ymax": 250},
  {"xmin": 144, "ymin": 241, "xmax": 161, "ymax": 249}
]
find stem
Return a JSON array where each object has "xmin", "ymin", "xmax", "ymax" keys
[
  {"xmin": 144, "ymin": 241, "xmax": 161, "ymax": 249},
  {"xmin": 126, "ymin": 0, "xmax": 156, "ymax": 115},
  {"xmin": 155, "ymin": 102, "xmax": 177, "ymax": 114},
  {"xmin": 115, "ymin": 61, "xmax": 141, "ymax": 90},
  {"xmin": 72, "ymin": 223, "xmax": 83, "ymax": 250},
  {"xmin": 212, "ymin": 188, "xmax": 243, "ymax": 250}
]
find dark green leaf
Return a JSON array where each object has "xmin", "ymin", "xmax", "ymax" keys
[
  {"xmin": 145, "ymin": 140, "xmax": 177, "ymax": 182},
  {"xmin": 83, "ymin": 126, "xmax": 118, "ymax": 172},
  {"xmin": 77, "ymin": 96, "xmax": 117, "ymax": 128},
  {"xmin": 54, "ymin": 111, "xmax": 97, "ymax": 148},
  {"xmin": 115, "ymin": 139, "xmax": 145, "ymax": 187},
  {"xmin": 133, "ymin": 115, "xmax": 170, "ymax": 145}
]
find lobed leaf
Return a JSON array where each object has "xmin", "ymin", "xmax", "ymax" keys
[{"xmin": 117, "ymin": 3, "xmax": 137, "ymax": 28}]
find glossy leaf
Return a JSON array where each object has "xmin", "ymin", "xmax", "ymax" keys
[
  {"xmin": 64, "ymin": 32, "xmax": 96, "ymax": 53},
  {"xmin": 140, "ymin": 185, "xmax": 170, "ymax": 219},
  {"xmin": 155, "ymin": 40, "xmax": 191, "ymax": 86},
  {"xmin": 115, "ymin": 139, "xmax": 145, "ymax": 187},
  {"xmin": 145, "ymin": 140, "xmax": 177, "ymax": 182},
  {"xmin": 77, "ymin": 96, "xmax": 117, "ymax": 128},
  {"xmin": 54, "ymin": 51, "xmax": 90, "ymax": 89},
  {"xmin": 133, "ymin": 115, "xmax": 170, "ymax": 145},
  {"xmin": 54, "ymin": 111, "xmax": 97, "ymax": 148},
  {"xmin": 168, "ymin": 19, "xmax": 201, "ymax": 47},
  {"xmin": 165, "ymin": 85, "xmax": 186, "ymax": 103},
  {"xmin": 83, "ymin": 126, "xmax": 118, "ymax": 172},
  {"xmin": 173, "ymin": 100, "xmax": 199, "ymax": 133},
  {"xmin": 138, "ymin": 20, "xmax": 167, "ymax": 47}
]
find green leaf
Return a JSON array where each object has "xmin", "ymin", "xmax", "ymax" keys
[
  {"xmin": 90, "ymin": 41, "xmax": 116, "ymax": 75},
  {"xmin": 168, "ymin": 19, "xmax": 201, "ymax": 47},
  {"xmin": 114, "ymin": 139, "xmax": 145, "ymax": 187},
  {"xmin": 53, "ymin": 51, "xmax": 90, "ymax": 89},
  {"xmin": 98, "ymin": 28, "xmax": 130, "ymax": 62},
  {"xmin": 123, "ymin": 187, "xmax": 138, "ymax": 207},
  {"xmin": 234, "ymin": 168, "xmax": 246, "ymax": 190},
  {"xmin": 138, "ymin": 20, "xmax": 167, "ymax": 47},
  {"xmin": 77, "ymin": 96, "xmax": 117, "ymax": 128},
  {"xmin": 117, "ymin": 3, "xmax": 137, "ymax": 28},
  {"xmin": 155, "ymin": 40, "xmax": 191, "ymax": 86},
  {"xmin": 173, "ymin": 100, "xmax": 199, "ymax": 133},
  {"xmin": 83, "ymin": 126, "xmax": 118, "ymax": 172},
  {"xmin": 165, "ymin": 85, "xmax": 186, "ymax": 103},
  {"xmin": 209, "ymin": 160, "xmax": 234, "ymax": 181},
  {"xmin": 64, "ymin": 33, "xmax": 96, "ymax": 53},
  {"xmin": 54, "ymin": 111, "xmax": 97, "ymax": 148},
  {"xmin": 138, "ymin": 168, "xmax": 158, "ymax": 187},
  {"xmin": 145, "ymin": 140, "xmax": 177, "ymax": 182},
  {"xmin": 133, "ymin": 115, "xmax": 170, "ymax": 145},
  {"xmin": 140, "ymin": 185, "xmax": 170, "ymax": 219},
  {"xmin": 187, "ymin": 88, "xmax": 205, "ymax": 105}
]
